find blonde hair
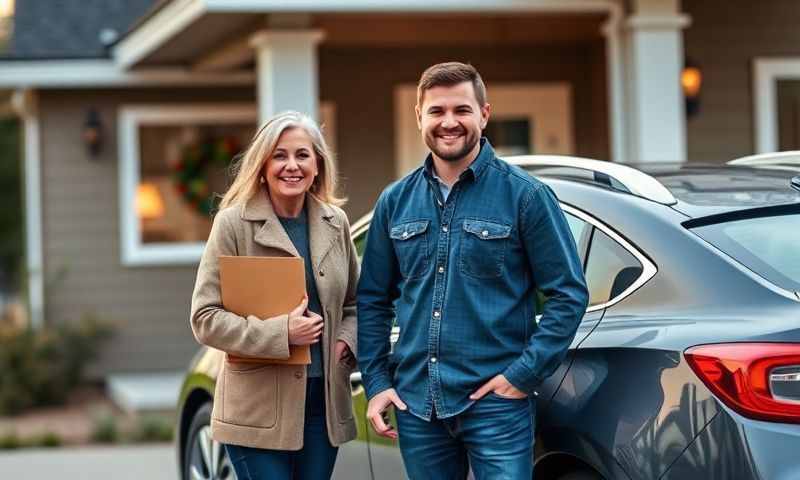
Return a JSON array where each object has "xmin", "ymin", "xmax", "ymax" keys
[{"xmin": 219, "ymin": 111, "xmax": 345, "ymax": 210}]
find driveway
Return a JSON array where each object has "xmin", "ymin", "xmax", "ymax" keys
[{"xmin": 0, "ymin": 444, "xmax": 176, "ymax": 480}]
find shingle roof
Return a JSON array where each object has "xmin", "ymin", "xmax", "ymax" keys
[{"xmin": 5, "ymin": 0, "xmax": 158, "ymax": 59}]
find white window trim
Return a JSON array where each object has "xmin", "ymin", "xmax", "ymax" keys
[
  {"xmin": 753, "ymin": 57, "xmax": 800, "ymax": 153},
  {"xmin": 118, "ymin": 103, "xmax": 257, "ymax": 266}
]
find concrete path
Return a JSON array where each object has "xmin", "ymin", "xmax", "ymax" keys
[{"xmin": 0, "ymin": 444, "xmax": 176, "ymax": 480}]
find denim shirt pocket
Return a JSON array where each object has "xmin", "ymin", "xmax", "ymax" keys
[
  {"xmin": 390, "ymin": 220, "xmax": 430, "ymax": 279},
  {"xmin": 459, "ymin": 219, "xmax": 512, "ymax": 278}
]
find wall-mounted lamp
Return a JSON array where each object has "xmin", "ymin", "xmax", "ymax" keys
[
  {"xmin": 82, "ymin": 108, "xmax": 103, "ymax": 157},
  {"xmin": 682, "ymin": 60, "xmax": 702, "ymax": 118}
]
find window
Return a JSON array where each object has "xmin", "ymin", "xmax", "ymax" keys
[
  {"xmin": 584, "ymin": 229, "xmax": 644, "ymax": 307},
  {"xmin": 119, "ymin": 104, "xmax": 257, "ymax": 266},
  {"xmin": 754, "ymin": 58, "xmax": 800, "ymax": 152},
  {"xmin": 691, "ymin": 213, "xmax": 800, "ymax": 292}
]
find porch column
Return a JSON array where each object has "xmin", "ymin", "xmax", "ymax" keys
[
  {"xmin": 625, "ymin": 3, "xmax": 691, "ymax": 162},
  {"xmin": 250, "ymin": 29, "xmax": 324, "ymax": 123}
]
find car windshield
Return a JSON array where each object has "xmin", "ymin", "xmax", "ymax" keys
[{"xmin": 691, "ymin": 213, "xmax": 800, "ymax": 293}]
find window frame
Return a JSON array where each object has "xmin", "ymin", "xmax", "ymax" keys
[
  {"xmin": 560, "ymin": 203, "xmax": 657, "ymax": 313},
  {"xmin": 753, "ymin": 57, "xmax": 800, "ymax": 153},
  {"xmin": 118, "ymin": 103, "xmax": 258, "ymax": 266}
]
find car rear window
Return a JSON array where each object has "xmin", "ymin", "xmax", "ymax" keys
[{"xmin": 691, "ymin": 213, "xmax": 800, "ymax": 292}]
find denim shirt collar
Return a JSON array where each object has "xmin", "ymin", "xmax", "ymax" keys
[{"xmin": 423, "ymin": 137, "xmax": 495, "ymax": 184}]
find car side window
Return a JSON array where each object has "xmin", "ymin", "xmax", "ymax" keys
[
  {"xmin": 565, "ymin": 212, "xmax": 590, "ymax": 264},
  {"xmin": 536, "ymin": 212, "xmax": 589, "ymax": 313},
  {"xmin": 584, "ymin": 229, "xmax": 643, "ymax": 307}
]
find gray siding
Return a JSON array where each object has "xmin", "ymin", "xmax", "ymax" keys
[
  {"xmin": 40, "ymin": 88, "xmax": 255, "ymax": 375},
  {"xmin": 684, "ymin": 0, "xmax": 800, "ymax": 162}
]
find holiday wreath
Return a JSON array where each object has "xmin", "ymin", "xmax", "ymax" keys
[{"xmin": 172, "ymin": 137, "xmax": 240, "ymax": 215}]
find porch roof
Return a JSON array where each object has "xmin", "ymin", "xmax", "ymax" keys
[{"xmin": 112, "ymin": 0, "xmax": 616, "ymax": 70}]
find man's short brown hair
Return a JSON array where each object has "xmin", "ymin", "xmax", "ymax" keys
[{"xmin": 417, "ymin": 62, "xmax": 487, "ymax": 107}]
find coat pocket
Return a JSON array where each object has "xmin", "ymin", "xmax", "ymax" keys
[
  {"xmin": 334, "ymin": 360, "xmax": 355, "ymax": 423},
  {"xmin": 390, "ymin": 220, "xmax": 430, "ymax": 279},
  {"xmin": 221, "ymin": 362, "xmax": 279, "ymax": 429},
  {"xmin": 459, "ymin": 219, "xmax": 512, "ymax": 278}
]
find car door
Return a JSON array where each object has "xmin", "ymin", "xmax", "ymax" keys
[{"xmin": 535, "ymin": 206, "xmax": 604, "ymax": 411}]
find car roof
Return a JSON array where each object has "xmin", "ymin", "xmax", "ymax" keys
[
  {"xmin": 627, "ymin": 163, "xmax": 800, "ymax": 217},
  {"xmin": 507, "ymin": 155, "xmax": 800, "ymax": 219}
]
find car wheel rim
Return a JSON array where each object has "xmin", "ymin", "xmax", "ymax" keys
[{"xmin": 189, "ymin": 425, "xmax": 236, "ymax": 480}]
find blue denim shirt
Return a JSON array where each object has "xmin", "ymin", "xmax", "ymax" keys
[{"xmin": 357, "ymin": 139, "xmax": 589, "ymax": 420}]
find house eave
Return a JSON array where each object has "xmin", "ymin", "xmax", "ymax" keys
[
  {"xmin": 112, "ymin": 0, "xmax": 622, "ymax": 69},
  {"xmin": 0, "ymin": 59, "xmax": 255, "ymax": 88}
]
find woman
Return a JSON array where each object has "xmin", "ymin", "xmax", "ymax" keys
[{"xmin": 190, "ymin": 111, "xmax": 358, "ymax": 479}]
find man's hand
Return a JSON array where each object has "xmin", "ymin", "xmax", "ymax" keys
[
  {"xmin": 469, "ymin": 374, "xmax": 527, "ymax": 400},
  {"xmin": 367, "ymin": 388, "xmax": 407, "ymax": 439}
]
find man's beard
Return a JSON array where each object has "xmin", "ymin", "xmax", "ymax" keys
[{"xmin": 425, "ymin": 129, "xmax": 480, "ymax": 163}]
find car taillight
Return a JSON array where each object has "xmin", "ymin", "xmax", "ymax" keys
[{"xmin": 685, "ymin": 343, "xmax": 800, "ymax": 424}]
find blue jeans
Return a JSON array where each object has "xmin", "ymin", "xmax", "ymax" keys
[
  {"xmin": 224, "ymin": 377, "xmax": 338, "ymax": 480},
  {"xmin": 396, "ymin": 393, "xmax": 535, "ymax": 480}
]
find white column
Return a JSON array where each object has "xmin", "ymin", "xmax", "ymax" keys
[
  {"xmin": 625, "ymin": 12, "xmax": 690, "ymax": 162},
  {"xmin": 11, "ymin": 89, "xmax": 44, "ymax": 329},
  {"xmin": 601, "ymin": 7, "xmax": 626, "ymax": 164},
  {"xmin": 249, "ymin": 29, "xmax": 324, "ymax": 123}
]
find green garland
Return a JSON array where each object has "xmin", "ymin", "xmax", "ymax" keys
[{"xmin": 172, "ymin": 137, "xmax": 239, "ymax": 215}]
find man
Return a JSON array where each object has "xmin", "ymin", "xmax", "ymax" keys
[{"xmin": 357, "ymin": 62, "xmax": 589, "ymax": 479}]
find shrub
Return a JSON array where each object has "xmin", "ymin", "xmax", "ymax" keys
[
  {"xmin": 0, "ymin": 430, "xmax": 20, "ymax": 450},
  {"xmin": 132, "ymin": 415, "xmax": 174, "ymax": 443},
  {"xmin": 91, "ymin": 413, "xmax": 119, "ymax": 444},
  {"xmin": 30, "ymin": 432, "xmax": 62, "ymax": 448},
  {"xmin": 0, "ymin": 314, "xmax": 114, "ymax": 415}
]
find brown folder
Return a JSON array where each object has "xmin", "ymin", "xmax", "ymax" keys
[{"xmin": 219, "ymin": 255, "xmax": 311, "ymax": 365}]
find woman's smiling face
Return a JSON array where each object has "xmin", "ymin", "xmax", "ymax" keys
[{"xmin": 263, "ymin": 127, "xmax": 319, "ymax": 206}]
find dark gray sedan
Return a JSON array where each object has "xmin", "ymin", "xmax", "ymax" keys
[{"xmin": 177, "ymin": 153, "xmax": 800, "ymax": 480}]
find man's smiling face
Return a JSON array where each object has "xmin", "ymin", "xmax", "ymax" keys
[{"xmin": 416, "ymin": 81, "xmax": 490, "ymax": 163}]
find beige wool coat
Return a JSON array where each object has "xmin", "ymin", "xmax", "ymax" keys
[{"xmin": 190, "ymin": 191, "xmax": 359, "ymax": 450}]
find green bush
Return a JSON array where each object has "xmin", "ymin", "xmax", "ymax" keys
[
  {"xmin": 91, "ymin": 413, "xmax": 119, "ymax": 444},
  {"xmin": 132, "ymin": 415, "xmax": 174, "ymax": 443},
  {"xmin": 0, "ymin": 430, "xmax": 20, "ymax": 450},
  {"xmin": 30, "ymin": 432, "xmax": 62, "ymax": 448},
  {"xmin": 0, "ymin": 315, "xmax": 114, "ymax": 415}
]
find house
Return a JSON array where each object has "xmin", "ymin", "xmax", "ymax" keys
[{"xmin": 1, "ymin": 0, "xmax": 799, "ymax": 407}]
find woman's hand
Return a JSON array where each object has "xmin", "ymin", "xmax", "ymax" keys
[
  {"xmin": 287, "ymin": 297, "xmax": 324, "ymax": 346},
  {"xmin": 335, "ymin": 340, "xmax": 354, "ymax": 365}
]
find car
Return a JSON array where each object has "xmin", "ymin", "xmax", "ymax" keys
[{"xmin": 176, "ymin": 152, "xmax": 800, "ymax": 480}]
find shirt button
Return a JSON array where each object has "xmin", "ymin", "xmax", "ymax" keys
[
  {"xmin": 294, "ymin": 371, "xmax": 303, "ymax": 379},
  {"xmin": 430, "ymin": 357, "xmax": 437, "ymax": 363},
  {"xmin": 482, "ymin": 230, "xmax": 489, "ymax": 237},
  {"xmin": 442, "ymin": 225, "xmax": 448, "ymax": 233},
  {"xmin": 319, "ymin": 270, "xmax": 325, "ymax": 277},
  {"xmin": 433, "ymin": 311, "xmax": 440, "ymax": 318},
  {"xmin": 438, "ymin": 266, "xmax": 445, "ymax": 273},
  {"xmin": 402, "ymin": 231, "xmax": 409, "ymax": 239}
]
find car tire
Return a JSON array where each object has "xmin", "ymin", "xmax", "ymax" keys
[
  {"xmin": 183, "ymin": 402, "xmax": 237, "ymax": 480},
  {"xmin": 556, "ymin": 470, "xmax": 603, "ymax": 480}
]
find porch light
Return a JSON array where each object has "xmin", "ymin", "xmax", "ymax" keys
[
  {"xmin": 682, "ymin": 61, "xmax": 702, "ymax": 117},
  {"xmin": 136, "ymin": 183, "xmax": 165, "ymax": 220},
  {"xmin": 82, "ymin": 108, "xmax": 104, "ymax": 157}
]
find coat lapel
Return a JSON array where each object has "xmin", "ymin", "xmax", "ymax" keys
[
  {"xmin": 306, "ymin": 194, "xmax": 342, "ymax": 272},
  {"xmin": 241, "ymin": 191, "xmax": 300, "ymax": 257}
]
